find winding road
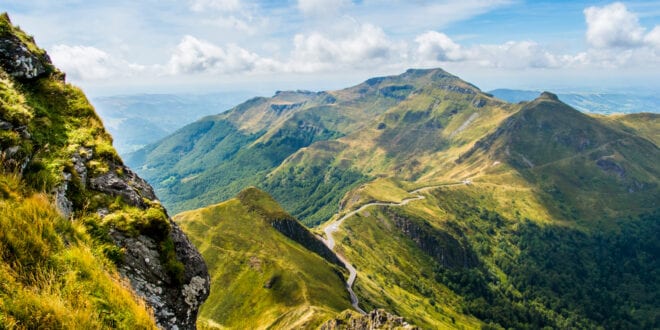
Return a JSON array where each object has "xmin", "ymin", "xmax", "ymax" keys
[{"xmin": 319, "ymin": 182, "xmax": 467, "ymax": 314}]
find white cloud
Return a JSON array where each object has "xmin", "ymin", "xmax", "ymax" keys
[
  {"xmin": 297, "ymin": 0, "xmax": 349, "ymax": 16},
  {"xmin": 415, "ymin": 31, "xmax": 465, "ymax": 62},
  {"xmin": 290, "ymin": 23, "xmax": 405, "ymax": 71},
  {"xmin": 413, "ymin": 32, "xmax": 568, "ymax": 69},
  {"xmin": 412, "ymin": 2, "xmax": 660, "ymax": 71},
  {"xmin": 645, "ymin": 26, "xmax": 660, "ymax": 50},
  {"xmin": 584, "ymin": 2, "xmax": 645, "ymax": 48},
  {"xmin": 167, "ymin": 35, "xmax": 268, "ymax": 74},
  {"xmin": 190, "ymin": 0, "xmax": 241, "ymax": 12},
  {"xmin": 49, "ymin": 45, "xmax": 134, "ymax": 80}
]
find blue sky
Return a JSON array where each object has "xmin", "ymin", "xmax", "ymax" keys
[{"xmin": 3, "ymin": 0, "xmax": 660, "ymax": 96}]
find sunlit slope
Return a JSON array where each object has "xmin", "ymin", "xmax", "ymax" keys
[{"xmin": 175, "ymin": 188, "xmax": 351, "ymax": 329}]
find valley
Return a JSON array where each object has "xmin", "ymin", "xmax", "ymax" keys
[{"xmin": 143, "ymin": 69, "xmax": 658, "ymax": 329}]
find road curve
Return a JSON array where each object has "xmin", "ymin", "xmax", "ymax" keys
[{"xmin": 319, "ymin": 182, "xmax": 466, "ymax": 314}]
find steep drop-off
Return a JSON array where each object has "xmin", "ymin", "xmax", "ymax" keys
[{"xmin": 0, "ymin": 14, "xmax": 209, "ymax": 329}]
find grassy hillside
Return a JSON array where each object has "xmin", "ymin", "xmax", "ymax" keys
[
  {"xmin": 336, "ymin": 183, "xmax": 658, "ymax": 329},
  {"xmin": 129, "ymin": 68, "xmax": 515, "ymax": 225},
  {"xmin": 0, "ymin": 13, "xmax": 207, "ymax": 329},
  {"xmin": 127, "ymin": 62, "xmax": 658, "ymax": 328},
  {"xmin": 175, "ymin": 188, "xmax": 351, "ymax": 329},
  {"xmin": 0, "ymin": 14, "xmax": 159, "ymax": 328},
  {"xmin": 0, "ymin": 173, "xmax": 156, "ymax": 328}
]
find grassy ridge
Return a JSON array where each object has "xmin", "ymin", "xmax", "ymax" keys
[{"xmin": 175, "ymin": 188, "xmax": 351, "ymax": 329}]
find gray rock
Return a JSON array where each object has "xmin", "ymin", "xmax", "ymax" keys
[
  {"xmin": 54, "ymin": 172, "xmax": 73, "ymax": 219},
  {"xmin": 320, "ymin": 309, "xmax": 419, "ymax": 330},
  {"xmin": 0, "ymin": 120, "xmax": 12, "ymax": 130},
  {"xmin": 110, "ymin": 223, "xmax": 210, "ymax": 330},
  {"xmin": 89, "ymin": 167, "xmax": 156, "ymax": 208},
  {"xmin": 0, "ymin": 33, "xmax": 49, "ymax": 80}
]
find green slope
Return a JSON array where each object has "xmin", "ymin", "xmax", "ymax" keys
[
  {"xmin": 0, "ymin": 13, "xmax": 166, "ymax": 328},
  {"xmin": 324, "ymin": 94, "xmax": 659, "ymax": 328},
  {"xmin": 174, "ymin": 188, "xmax": 351, "ymax": 329},
  {"xmin": 128, "ymin": 63, "xmax": 659, "ymax": 328},
  {"xmin": 128, "ymin": 68, "xmax": 514, "ymax": 225},
  {"xmin": 335, "ymin": 183, "xmax": 658, "ymax": 329}
]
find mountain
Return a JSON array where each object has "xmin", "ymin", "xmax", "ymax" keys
[
  {"xmin": 133, "ymin": 66, "xmax": 659, "ymax": 328},
  {"xmin": 175, "ymin": 187, "xmax": 351, "ymax": 329},
  {"xmin": 489, "ymin": 88, "xmax": 660, "ymax": 114},
  {"xmin": 92, "ymin": 92, "xmax": 253, "ymax": 156},
  {"xmin": 0, "ymin": 13, "xmax": 208, "ymax": 329},
  {"xmin": 127, "ymin": 68, "xmax": 513, "ymax": 225}
]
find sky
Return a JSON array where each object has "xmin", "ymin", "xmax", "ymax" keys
[{"xmin": 3, "ymin": 0, "xmax": 660, "ymax": 97}]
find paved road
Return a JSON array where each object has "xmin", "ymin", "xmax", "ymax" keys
[{"xmin": 319, "ymin": 182, "xmax": 466, "ymax": 314}]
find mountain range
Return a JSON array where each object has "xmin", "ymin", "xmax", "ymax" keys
[
  {"xmin": 129, "ymin": 67, "xmax": 659, "ymax": 328},
  {"xmin": 489, "ymin": 88, "xmax": 660, "ymax": 114}
]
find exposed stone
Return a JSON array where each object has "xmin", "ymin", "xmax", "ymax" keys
[
  {"xmin": 54, "ymin": 172, "xmax": 73, "ymax": 219},
  {"xmin": 596, "ymin": 158, "xmax": 626, "ymax": 178},
  {"xmin": 320, "ymin": 309, "xmax": 419, "ymax": 330},
  {"xmin": 71, "ymin": 147, "xmax": 92, "ymax": 185},
  {"xmin": 111, "ymin": 225, "xmax": 210, "ymax": 330},
  {"xmin": 0, "ymin": 33, "xmax": 49, "ymax": 80},
  {"xmin": 0, "ymin": 120, "xmax": 12, "ymax": 130},
  {"xmin": 89, "ymin": 167, "xmax": 156, "ymax": 208},
  {"xmin": 385, "ymin": 208, "xmax": 479, "ymax": 269}
]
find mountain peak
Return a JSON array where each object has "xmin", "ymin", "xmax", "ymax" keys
[
  {"xmin": 0, "ymin": 12, "xmax": 55, "ymax": 80},
  {"xmin": 537, "ymin": 91, "xmax": 559, "ymax": 101}
]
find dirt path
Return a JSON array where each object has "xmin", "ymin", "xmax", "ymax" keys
[{"xmin": 319, "ymin": 182, "xmax": 466, "ymax": 314}]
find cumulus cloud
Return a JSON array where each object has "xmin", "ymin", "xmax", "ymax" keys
[
  {"xmin": 413, "ymin": 32, "xmax": 568, "ymax": 69},
  {"xmin": 415, "ymin": 31, "xmax": 465, "ymax": 62},
  {"xmin": 644, "ymin": 26, "xmax": 660, "ymax": 50},
  {"xmin": 290, "ymin": 23, "xmax": 405, "ymax": 71},
  {"xmin": 584, "ymin": 2, "xmax": 645, "ymax": 48},
  {"xmin": 412, "ymin": 2, "xmax": 660, "ymax": 71},
  {"xmin": 297, "ymin": 0, "xmax": 349, "ymax": 16},
  {"xmin": 167, "ymin": 35, "xmax": 271, "ymax": 74},
  {"xmin": 49, "ymin": 45, "xmax": 141, "ymax": 80}
]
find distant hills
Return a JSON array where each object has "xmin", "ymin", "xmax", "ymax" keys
[
  {"xmin": 489, "ymin": 88, "xmax": 660, "ymax": 114},
  {"xmin": 92, "ymin": 92, "xmax": 253, "ymax": 155}
]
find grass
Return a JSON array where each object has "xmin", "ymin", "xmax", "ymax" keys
[
  {"xmin": 174, "ymin": 189, "xmax": 351, "ymax": 329},
  {"xmin": 0, "ymin": 173, "xmax": 156, "ymax": 329},
  {"xmin": 0, "ymin": 15, "xmax": 189, "ymax": 328},
  {"xmin": 334, "ymin": 205, "xmax": 482, "ymax": 329}
]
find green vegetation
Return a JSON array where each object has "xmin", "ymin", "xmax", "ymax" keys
[
  {"xmin": 0, "ymin": 173, "xmax": 156, "ymax": 329},
  {"xmin": 129, "ymin": 65, "xmax": 658, "ymax": 328},
  {"xmin": 0, "ymin": 14, "xmax": 192, "ymax": 328},
  {"xmin": 175, "ymin": 188, "xmax": 351, "ymax": 329}
]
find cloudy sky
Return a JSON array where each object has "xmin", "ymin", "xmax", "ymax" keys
[{"xmin": 3, "ymin": 0, "xmax": 660, "ymax": 96}]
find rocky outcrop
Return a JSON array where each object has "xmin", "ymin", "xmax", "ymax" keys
[
  {"xmin": 86, "ymin": 159, "xmax": 209, "ymax": 329},
  {"xmin": 270, "ymin": 217, "xmax": 343, "ymax": 266},
  {"xmin": 385, "ymin": 208, "xmax": 479, "ymax": 269},
  {"xmin": 320, "ymin": 309, "xmax": 419, "ymax": 330},
  {"xmin": 0, "ymin": 17, "xmax": 50, "ymax": 80},
  {"xmin": 0, "ymin": 15, "xmax": 210, "ymax": 329},
  {"xmin": 110, "ymin": 225, "xmax": 209, "ymax": 329}
]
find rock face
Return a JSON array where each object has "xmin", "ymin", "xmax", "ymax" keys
[
  {"xmin": 320, "ymin": 309, "xmax": 419, "ymax": 330},
  {"xmin": 0, "ymin": 31, "xmax": 50, "ymax": 79},
  {"xmin": 0, "ymin": 14, "xmax": 210, "ymax": 329},
  {"xmin": 87, "ymin": 159, "xmax": 210, "ymax": 329},
  {"xmin": 385, "ymin": 208, "xmax": 479, "ymax": 269}
]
